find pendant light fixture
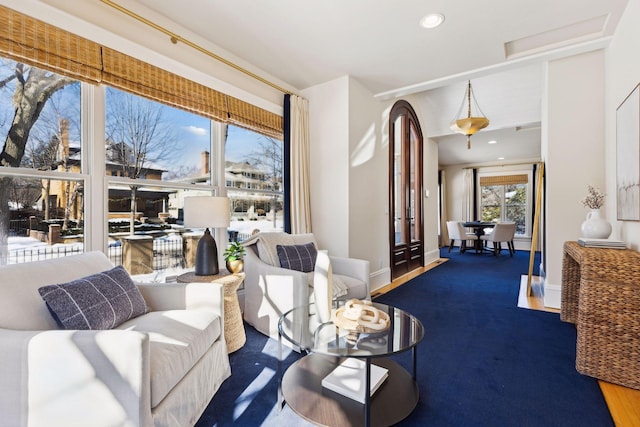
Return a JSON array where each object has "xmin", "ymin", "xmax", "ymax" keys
[{"xmin": 450, "ymin": 80, "xmax": 490, "ymax": 149}]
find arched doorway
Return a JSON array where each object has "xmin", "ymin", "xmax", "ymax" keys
[{"xmin": 388, "ymin": 100, "xmax": 424, "ymax": 280}]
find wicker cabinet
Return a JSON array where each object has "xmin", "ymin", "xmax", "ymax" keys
[{"xmin": 561, "ymin": 241, "xmax": 640, "ymax": 390}]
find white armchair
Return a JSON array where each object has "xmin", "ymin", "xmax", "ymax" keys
[
  {"xmin": 242, "ymin": 232, "xmax": 370, "ymax": 345},
  {"xmin": 0, "ymin": 251, "xmax": 230, "ymax": 427}
]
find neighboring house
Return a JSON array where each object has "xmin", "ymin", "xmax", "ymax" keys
[
  {"xmin": 225, "ymin": 161, "xmax": 275, "ymax": 191},
  {"xmin": 44, "ymin": 120, "xmax": 172, "ymax": 221},
  {"xmin": 167, "ymin": 151, "xmax": 281, "ymax": 220}
]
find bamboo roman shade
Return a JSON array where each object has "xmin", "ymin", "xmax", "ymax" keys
[
  {"xmin": 101, "ymin": 47, "xmax": 229, "ymax": 124},
  {"xmin": 0, "ymin": 4, "xmax": 283, "ymax": 139},
  {"xmin": 226, "ymin": 96, "xmax": 283, "ymax": 139},
  {"xmin": 479, "ymin": 174, "xmax": 528, "ymax": 186},
  {"xmin": 0, "ymin": 5, "xmax": 102, "ymax": 83}
]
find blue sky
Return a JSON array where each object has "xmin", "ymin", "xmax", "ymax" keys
[
  {"xmin": 0, "ymin": 64, "xmax": 272, "ymax": 175},
  {"xmin": 166, "ymin": 107, "xmax": 271, "ymax": 172}
]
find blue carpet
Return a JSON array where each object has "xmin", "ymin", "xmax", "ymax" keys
[{"xmin": 196, "ymin": 248, "xmax": 614, "ymax": 426}]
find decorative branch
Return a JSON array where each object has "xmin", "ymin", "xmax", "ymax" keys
[{"xmin": 581, "ymin": 185, "xmax": 605, "ymax": 209}]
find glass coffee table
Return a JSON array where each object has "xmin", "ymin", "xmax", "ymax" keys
[{"xmin": 278, "ymin": 302, "xmax": 424, "ymax": 427}]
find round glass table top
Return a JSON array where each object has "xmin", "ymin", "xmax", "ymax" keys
[{"xmin": 278, "ymin": 302, "xmax": 424, "ymax": 358}]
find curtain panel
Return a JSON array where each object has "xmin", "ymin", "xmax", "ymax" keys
[
  {"xmin": 439, "ymin": 169, "xmax": 449, "ymax": 247},
  {"xmin": 0, "ymin": 3, "xmax": 282, "ymax": 139},
  {"xmin": 462, "ymin": 168, "xmax": 475, "ymax": 222},
  {"xmin": 284, "ymin": 94, "xmax": 311, "ymax": 234}
]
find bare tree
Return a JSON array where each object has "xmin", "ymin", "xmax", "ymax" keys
[
  {"xmin": 105, "ymin": 89, "xmax": 177, "ymax": 234},
  {"xmin": 8, "ymin": 177, "xmax": 40, "ymax": 210},
  {"xmin": 23, "ymin": 117, "xmax": 80, "ymax": 227},
  {"xmin": 0, "ymin": 61, "xmax": 73, "ymax": 263},
  {"xmin": 23, "ymin": 89, "xmax": 81, "ymax": 228},
  {"xmin": 245, "ymin": 135, "xmax": 283, "ymax": 189}
]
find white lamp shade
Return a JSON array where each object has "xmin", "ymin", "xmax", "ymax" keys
[{"xmin": 183, "ymin": 196, "xmax": 230, "ymax": 228}]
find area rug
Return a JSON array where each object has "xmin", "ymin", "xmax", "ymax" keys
[{"xmin": 195, "ymin": 249, "xmax": 613, "ymax": 426}]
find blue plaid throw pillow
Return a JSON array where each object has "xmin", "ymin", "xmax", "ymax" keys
[
  {"xmin": 276, "ymin": 242, "xmax": 318, "ymax": 272},
  {"xmin": 38, "ymin": 265, "xmax": 148, "ymax": 330}
]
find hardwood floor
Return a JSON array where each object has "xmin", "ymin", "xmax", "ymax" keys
[{"xmin": 373, "ymin": 258, "xmax": 640, "ymax": 427}]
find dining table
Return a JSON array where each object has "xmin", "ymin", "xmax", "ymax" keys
[{"xmin": 462, "ymin": 221, "xmax": 496, "ymax": 253}]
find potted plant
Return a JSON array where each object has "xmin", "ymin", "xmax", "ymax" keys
[{"xmin": 223, "ymin": 241, "xmax": 246, "ymax": 273}]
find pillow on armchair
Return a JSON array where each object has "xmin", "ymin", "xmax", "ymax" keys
[
  {"xmin": 276, "ymin": 242, "xmax": 318, "ymax": 272},
  {"xmin": 38, "ymin": 265, "xmax": 148, "ymax": 330},
  {"xmin": 276, "ymin": 243, "xmax": 349, "ymax": 298}
]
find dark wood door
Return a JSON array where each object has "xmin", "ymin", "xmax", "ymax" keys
[{"xmin": 389, "ymin": 101, "xmax": 424, "ymax": 280}]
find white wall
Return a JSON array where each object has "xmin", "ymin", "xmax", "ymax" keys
[
  {"xmin": 303, "ymin": 77, "xmax": 441, "ymax": 292},
  {"xmin": 346, "ymin": 78, "xmax": 389, "ymax": 273},
  {"xmin": 543, "ymin": 49, "xmax": 605, "ymax": 308},
  {"xmin": 301, "ymin": 77, "xmax": 350, "ymax": 258},
  {"xmin": 607, "ymin": 0, "xmax": 640, "ymax": 250},
  {"xmin": 442, "ymin": 165, "xmax": 467, "ymax": 223}
]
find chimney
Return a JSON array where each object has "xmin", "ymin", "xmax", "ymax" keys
[{"xmin": 202, "ymin": 151, "xmax": 210, "ymax": 175}]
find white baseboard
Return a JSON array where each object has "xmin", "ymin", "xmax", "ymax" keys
[
  {"xmin": 543, "ymin": 281, "xmax": 561, "ymax": 309},
  {"xmin": 424, "ymin": 248, "xmax": 440, "ymax": 265},
  {"xmin": 369, "ymin": 267, "xmax": 390, "ymax": 294}
]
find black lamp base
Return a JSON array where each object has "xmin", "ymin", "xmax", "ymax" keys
[{"xmin": 195, "ymin": 228, "xmax": 219, "ymax": 276}]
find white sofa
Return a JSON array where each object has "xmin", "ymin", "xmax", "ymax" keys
[
  {"xmin": 0, "ymin": 251, "xmax": 231, "ymax": 427},
  {"xmin": 242, "ymin": 232, "xmax": 370, "ymax": 345}
]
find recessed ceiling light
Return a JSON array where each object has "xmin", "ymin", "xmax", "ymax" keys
[
  {"xmin": 488, "ymin": 140, "xmax": 497, "ymax": 144},
  {"xmin": 497, "ymin": 157, "xmax": 505, "ymax": 160},
  {"xmin": 420, "ymin": 13, "xmax": 445, "ymax": 29}
]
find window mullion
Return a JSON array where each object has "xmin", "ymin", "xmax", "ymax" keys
[{"xmin": 83, "ymin": 83, "xmax": 107, "ymax": 254}]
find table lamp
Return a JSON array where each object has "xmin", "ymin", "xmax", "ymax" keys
[{"xmin": 184, "ymin": 196, "xmax": 230, "ymax": 276}]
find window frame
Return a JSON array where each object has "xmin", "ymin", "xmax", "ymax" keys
[
  {"xmin": 477, "ymin": 168, "xmax": 533, "ymax": 238},
  {"xmin": 0, "ymin": 3, "xmax": 286, "ymax": 269}
]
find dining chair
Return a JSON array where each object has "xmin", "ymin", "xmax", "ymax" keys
[
  {"xmin": 480, "ymin": 222, "xmax": 516, "ymax": 256},
  {"xmin": 446, "ymin": 220, "xmax": 479, "ymax": 253}
]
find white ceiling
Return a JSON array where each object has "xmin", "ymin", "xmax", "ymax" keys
[{"xmin": 51, "ymin": 0, "xmax": 631, "ymax": 165}]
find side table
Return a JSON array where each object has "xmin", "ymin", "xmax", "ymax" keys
[
  {"xmin": 177, "ymin": 270, "xmax": 246, "ymax": 353},
  {"xmin": 561, "ymin": 241, "xmax": 640, "ymax": 389}
]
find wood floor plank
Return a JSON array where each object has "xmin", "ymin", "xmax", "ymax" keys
[{"xmin": 600, "ymin": 381, "xmax": 640, "ymax": 427}]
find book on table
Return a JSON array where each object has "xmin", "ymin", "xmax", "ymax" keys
[
  {"xmin": 577, "ymin": 238, "xmax": 626, "ymax": 249},
  {"xmin": 321, "ymin": 358, "xmax": 389, "ymax": 404}
]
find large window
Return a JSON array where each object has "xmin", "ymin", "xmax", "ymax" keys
[
  {"xmin": 0, "ymin": 60, "xmax": 284, "ymax": 275},
  {"xmin": 479, "ymin": 173, "xmax": 530, "ymax": 236},
  {"xmin": 0, "ymin": 59, "xmax": 84, "ymax": 265},
  {"xmin": 0, "ymin": 7, "xmax": 284, "ymax": 273}
]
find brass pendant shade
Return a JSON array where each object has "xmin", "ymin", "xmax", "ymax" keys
[{"xmin": 450, "ymin": 81, "xmax": 490, "ymax": 149}]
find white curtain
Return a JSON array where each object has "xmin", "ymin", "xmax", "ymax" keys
[
  {"xmin": 289, "ymin": 95, "xmax": 312, "ymax": 233},
  {"xmin": 462, "ymin": 168, "xmax": 475, "ymax": 222},
  {"xmin": 440, "ymin": 170, "xmax": 449, "ymax": 247}
]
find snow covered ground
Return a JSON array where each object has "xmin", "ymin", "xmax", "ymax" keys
[{"xmin": 6, "ymin": 217, "xmax": 283, "ymax": 280}]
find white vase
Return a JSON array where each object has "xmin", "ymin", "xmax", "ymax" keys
[
  {"xmin": 313, "ymin": 250, "xmax": 333, "ymax": 323},
  {"xmin": 581, "ymin": 209, "xmax": 612, "ymax": 239}
]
